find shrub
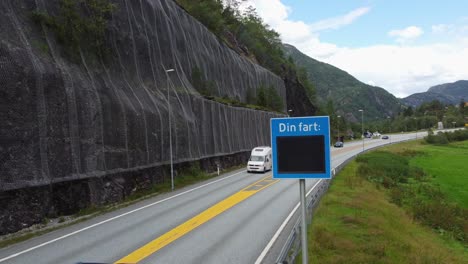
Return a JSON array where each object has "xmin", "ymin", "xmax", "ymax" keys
[
  {"xmin": 412, "ymin": 200, "xmax": 467, "ymax": 242},
  {"xmin": 390, "ymin": 187, "xmax": 405, "ymax": 206},
  {"xmin": 410, "ymin": 167, "xmax": 427, "ymax": 181},
  {"xmin": 181, "ymin": 163, "xmax": 205, "ymax": 178},
  {"xmin": 356, "ymin": 152, "xmax": 409, "ymax": 187},
  {"xmin": 447, "ymin": 129, "xmax": 468, "ymax": 141},
  {"xmin": 256, "ymin": 86, "xmax": 266, "ymax": 107},
  {"xmin": 265, "ymin": 85, "xmax": 283, "ymax": 111},
  {"xmin": 357, "ymin": 148, "xmax": 467, "ymax": 244},
  {"xmin": 425, "ymin": 129, "xmax": 468, "ymax": 144},
  {"xmin": 191, "ymin": 67, "xmax": 216, "ymax": 96},
  {"xmin": 245, "ymin": 87, "xmax": 256, "ymax": 104},
  {"xmin": 425, "ymin": 133, "xmax": 448, "ymax": 145},
  {"xmin": 32, "ymin": 0, "xmax": 116, "ymax": 61}
]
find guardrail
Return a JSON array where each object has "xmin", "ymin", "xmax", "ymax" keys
[{"xmin": 275, "ymin": 139, "xmax": 411, "ymax": 264}]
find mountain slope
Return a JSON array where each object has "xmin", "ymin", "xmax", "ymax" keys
[
  {"xmin": 402, "ymin": 80, "xmax": 468, "ymax": 107},
  {"xmin": 428, "ymin": 80, "xmax": 468, "ymax": 97},
  {"xmin": 283, "ymin": 44, "xmax": 402, "ymax": 122},
  {"xmin": 401, "ymin": 92, "xmax": 456, "ymax": 108}
]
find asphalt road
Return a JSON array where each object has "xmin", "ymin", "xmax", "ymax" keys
[{"xmin": 0, "ymin": 131, "xmax": 430, "ymax": 264}]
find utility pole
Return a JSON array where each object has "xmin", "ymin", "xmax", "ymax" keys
[{"xmin": 359, "ymin": 109, "xmax": 364, "ymax": 152}]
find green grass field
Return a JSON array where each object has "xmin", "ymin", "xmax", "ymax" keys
[
  {"xmin": 410, "ymin": 141, "xmax": 468, "ymax": 207},
  {"xmin": 305, "ymin": 140, "xmax": 468, "ymax": 264}
]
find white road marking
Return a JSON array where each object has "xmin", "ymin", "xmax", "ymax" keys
[
  {"xmin": 254, "ymin": 179, "xmax": 323, "ymax": 264},
  {"xmin": 254, "ymin": 133, "xmax": 426, "ymax": 263},
  {"xmin": 0, "ymin": 170, "xmax": 247, "ymax": 263}
]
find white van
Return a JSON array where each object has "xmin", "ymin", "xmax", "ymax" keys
[{"xmin": 247, "ymin": 146, "xmax": 272, "ymax": 173}]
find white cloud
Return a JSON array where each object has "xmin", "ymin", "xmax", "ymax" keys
[
  {"xmin": 432, "ymin": 24, "xmax": 452, "ymax": 34},
  {"xmin": 432, "ymin": 22, "xmax": 468, "ymax": 40},
  {"xmin": 239, "ymin": 0, "xmax": 290, "ymax": 28},
  {"xmin": 309, "ymin": 7, "xmax": 370, "ymax": 32},
  {"xmin": 285, "ymin": 37, "xmax": 338, "ymax": 59},
  {"xmin": 243, "ymin": 1, "xmax": 468, "ymax": 98},
  {"xmin": 460, "ymin": 16, "xmax": 468, "ymax": 23},
  {"xmin": 461, "ymin": 37, "xmax": 468, "ymax": 46},
  {"xmin": 243, "ymin": 1, "xmax": 366, "ymax": 59},
  {"xmin": 388, "ymin": 26, "xmax": 424, "ymax": 43},
  {"xmin": 275, "ymin": 20, "xmax": 313, "ymax": 44},
  {"xmin": 325, "ymin": 44, "xmax": 468, "ymax": 98}
]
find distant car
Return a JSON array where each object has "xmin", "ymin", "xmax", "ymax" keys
[
  {"xmin": 382, "ymin": 135, "xmax": 389, "ymax": 140},
  {"xmin": 334, "ymin": 141, "xmax": 344, "ymax": 148}
]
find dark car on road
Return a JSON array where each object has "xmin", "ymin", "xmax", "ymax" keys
[
  {"xmin": 382, "ymin": 135, "xmax": 389, "ymax": 139},
  {"xmin": 334, "ymin": 141, "xmax": 344, "ymax": 147}
]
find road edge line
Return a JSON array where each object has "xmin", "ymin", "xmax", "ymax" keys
[
  {"xmin": 254, "ymin": 179, "xmax": 322, "ymax": 264},
  {"xmin": 0, "ymin": 170, "xmax": 247, "ymax": 263}
]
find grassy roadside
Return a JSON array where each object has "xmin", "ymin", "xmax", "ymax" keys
[
  {"xmin": 306, "ymin": 140, "xmax": 468, "ymax": 263},
  {"xmin": 410, "ymin": 141, "xmax": 468, "ymax": 207},
  {"xmin": 0, "ymin": 164, "xmax": 245, "ymax": 248}
]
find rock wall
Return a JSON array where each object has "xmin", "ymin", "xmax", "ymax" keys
[
  {"xmin": 0, "ymin": 0, "xmax": 287, "ymax": 234},
  {"xmin": 1, "ymin": 0, "xmax": 285, "ymax": 191},
  {"xmin": 0, "ymin": 151, "xmax": 249, "ymax": 235},
  {"xmin": 282, "ymin": 65, "xmax": 317, "ymax": 117}
]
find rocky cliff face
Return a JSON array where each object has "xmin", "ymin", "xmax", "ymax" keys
[
  {"xmin": 282, "ymin": 65, "xmax": 317, "ymax": 117},
  {"xmin": 0, "ymin": 0, "xmax": 286, "ymax": 234}
]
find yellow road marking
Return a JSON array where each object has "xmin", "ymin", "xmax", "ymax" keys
[{"xmin": 115, "ymin": 175, "xmax": 279, "ymax": 264}]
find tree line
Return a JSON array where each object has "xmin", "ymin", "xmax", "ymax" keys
[
  {"xmin": 176, "ymin": 0, "xmax": 286, "ymax": 75},
  {"xmin": 328, "ymin": 99, "xmax": 468, "ymax": 142}
]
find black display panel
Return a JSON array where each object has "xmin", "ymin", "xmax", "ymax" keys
[{"xmin": 277, "ymin": 135, "xmax": 325, "ymax": 173}]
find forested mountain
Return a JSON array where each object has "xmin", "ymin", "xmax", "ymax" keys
[
  {"xmin": 401, "ymin": 92, "xmax": 456, "ymax": 108},
  {"xmin": 402, "ymin": 80, "xmax": 468, "ymax": 107},
  {"xmin": 429, "ymin": 80, "xmax": 468, "ymax": 97},
  {"xmin": 282, "ymin": 44, "xmax": 402, "ymax": 122},
  {"xmin": 175, "ymin": 0, "xmax": 317, "ymax": 116}
]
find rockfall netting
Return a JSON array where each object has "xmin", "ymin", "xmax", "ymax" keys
[{"xmin": 0, "ymin": 0, "xmax": 286, "ymax": 191}]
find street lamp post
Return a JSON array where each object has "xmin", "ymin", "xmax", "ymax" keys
[
  {"xmin": 337, "ymin": 115, "xmax": 341, "ymax": 142},
  {"xmin": 166, "ymin": 68, "xmax": 175, "ymax": 191},
  {"xmin": 288, "ymin": 109, "xmax": 293, "ymax": 117},
  {"xmin": 414, "ymin": 118, "xmax": 418, "ymax": 139},
  {"xmin": 387, "ymin": 116, "xmax": 391, "ymax": 143},
  {"xmin": 359, "ymin": 109, "xmax": 364, "ymax": 152},
  {"xmin": 405, "ymin": 117, "xmax": 407, "ymax": 132}
]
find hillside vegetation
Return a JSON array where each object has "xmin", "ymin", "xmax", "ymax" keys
[
  {"xmin": 429, "ymin": 80, "xmax": 468, "ymax": 99},
  {"xmin": 176, "ymin": 0, "xmax": 286, "ymax": 76},
  {"xmin": 282, "ymin": 44, "xmax": 402, "ymax": 122},
  {"xmin": 387, "ymin": 100, "xmax": 467, "ymax": 133},
  {"xmin": 307, "ymin": 140, "xmax": 468, "ymax": 263},
  {"xmin": 175, "ymin": 0, "xmax": 318, "ymax": 115},
  {"xmin": 401, "ymin": 91, "xmax": 457, "ymax": 108},
  {"xmin": 402, "ymin": 80, "xmax": 468, "ymax": 108}
]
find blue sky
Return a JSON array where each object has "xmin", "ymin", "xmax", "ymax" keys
[
  {"xmin": 281, "ymin": 0, "xmax": 467, "ymax": 46},
  {"xmin": 243, "ymin": 0, "xmax": 468, "ymax": 97}
]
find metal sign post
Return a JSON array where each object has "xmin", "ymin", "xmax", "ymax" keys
[
  {"xmin": 271, "ymin": 116, "xmax": 331, "ymax": 264},
  {"xmin": 299, "ymin": 178, "xmax": 308, "ymax": 264}
]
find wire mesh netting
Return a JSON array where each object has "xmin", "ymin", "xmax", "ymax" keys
[{"xmin": 0, "ymin": 0, "xmax": 286, "ymax": 191}]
